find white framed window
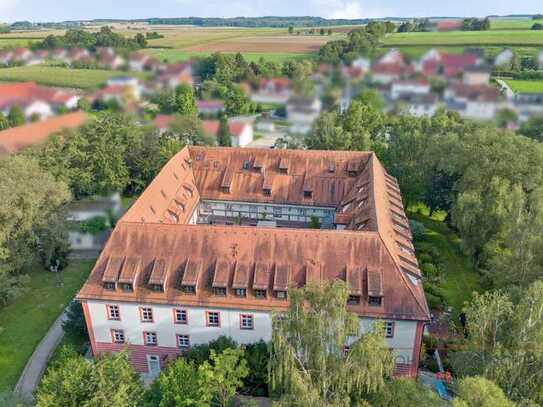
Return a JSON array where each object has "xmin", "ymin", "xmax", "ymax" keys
[
  {"xmin": 240, "ymin": 314, "xmax": 254, "ymax": 330},
  {"xmin": 144, "ymin": 331, "xmax": 158, "ymax": 346},
  {"xmin": 206, "ymin": 311, "xmax": 220, "ymax": 327},
  {"xmin": 111, "ymin": 329, "xmax": 125, "ymax": 344},
  {"xmin": 177, "ymin": 334, "xmax": 190, "ymax": 348},
  {"xmin": 106, "ymin": 304, "xmax": 120, "ymax": 320},
  {"xmin": 140, "ymin": 307, "xmax": 153, "ymax": 323},
  {"xmin": 385, "ymin": 321, "xmax": 395, "ymax": 338},
  {"xmin": 174, "ymin": 309, "xmax": 188, "ymax": 324}
]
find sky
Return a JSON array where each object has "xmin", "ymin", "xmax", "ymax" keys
[{"xmin": 0, "ymin": 0, "xmax": 541, "ymax": 22}]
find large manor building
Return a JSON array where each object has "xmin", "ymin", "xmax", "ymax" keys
[{"xmin": 77, "ymin": 146, "xmax": 430, "ymax": 378}]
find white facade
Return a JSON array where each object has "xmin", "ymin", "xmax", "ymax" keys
[
  {"xmin": 390, "ymin": 82, "xmax": 431, "ymax": 100},
  {"xmin": 86, "ymin": 300, "xmax": 418, "ymax": 364},
  {"xmin": 232, "ymin": 124, "xmax": 254, "ymax": 148}
]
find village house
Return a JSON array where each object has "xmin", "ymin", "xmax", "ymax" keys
[
  {"xmin": 0, "ymin": 82, "xmax": 80, "ymax": 121},
  {"xmin": 251, "ymin": 78, "xmax": 292, "ymax": 104},
  {"xmin": 156, "ymin": 62, "xmax": 194, "ymax": 89},
  {"xmin": 462, "ymin": 65, "xmax": 491, "ymax": 86},
  {"xmin": 0, "ymin": 50, "xmax": 13, "ymax": 66},
  {"xmin": 67, "ymin": 193, "xmax": 123, "ymax": 259},
  {"xmin": 77, "ymin": 147, "xmax": 430, "ymax": 379},
  {"xmin": 286, "ymin": 95, "xmax": 322, "ymax": 135},
  {"xmin": 396, "ymin": 93, "xmax": 439, "ymax": 117},
  {"xmin": 445, "ymin": 83, "xmax": 503, "ymax": 120},
  {"xmin": 197, "ymin": 100, "xmax": 225, "ymax": 116},
  {"xmin": 390, "ymin": 80, "xmax": 431, "ymax": 100},
  {"xmin": 0, "ymin": 112, "xmax": 87, "ymax": 155},
  {"xmin": 494, "ymin": 49, "xmax": 514, "ymax": 67}
]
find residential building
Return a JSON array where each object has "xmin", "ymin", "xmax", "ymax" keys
[
  {"xmin": 251, "ymin": 78, "xmax": 292, "ymax": 104},
  {"xmin": 462, "ymin": 65, "xmax": 491, "ymax": 86},
  {"xmin": 202, "ymin": 120, "xmax": 254, "ymax": 147},
  {"xmin": 77, "ymin": 147, "xmax": 430, "ymax": 378},
  {"xmin": 390, "ymin": 80, "xmax": 431, "ymax": 100},
  {"xmin": 494, "ymin": 49, "xmax": 514, "ymax": 67},
  {"xmin": 67, "ymin": 193, "xmax": 123, "ymax": 259},
  {"xmin": 0, "ymin": 112, "xmax": 87, "ymax": 155},
  {"xmin": 197, "ymin": 100, "xmax": 225, "ymax": 116},
  {"xmin": 286, "ymin": 96, "xmax": 322, "ymax": 134},
  {"xmin": 129, "ymin": 53, "xmax": 151, "ymax": 72},
  {"xmin": 0, "ymin": 82, "xmax": 80, "ymax": 121}
]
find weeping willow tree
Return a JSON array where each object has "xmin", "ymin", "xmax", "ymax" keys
[{"xmin": 269, "ymin": 280, "xmax": 394, "ymax": 406}]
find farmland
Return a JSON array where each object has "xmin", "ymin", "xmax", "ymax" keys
[
  {"xmin": 504, "ymin": 79, "xmax": 543, "ymax": 94},
  {"xmin": 382, "ymin": 29, "xmax": 543, "ymax": 47},
  {"xmin": 0, "ymin": 66, "xmax": 148, "ymax": 89}
]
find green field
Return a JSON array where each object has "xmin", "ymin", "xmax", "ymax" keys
[
  {"xmin": 383, "ymin": 29, "xmax": 543, "ymax": 47},
  {"xmin": 144, "ymin": 48, "xmax": 317, "ymax": 63},
  {"xmin": 0, "ymin": 66, "xmax": 148, "ymax": 89},
  {"xmin": 0, "ymin": 261, "xmax": 93, "ymax": 392},
  {"xmin": 504, "ymin": 79, "xmax": 543, "ymax": 94},
  {"xmin": 490, "ymin": 18, "xmax": 543, "ymax": 30}
]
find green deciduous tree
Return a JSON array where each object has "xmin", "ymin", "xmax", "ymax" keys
[
  {"xmin": 368, "ymin": 377, "xmax": 444, "ymax": 407},
  {"xmin": 451, "ymin": 281, "xmax": 543, "ymax": 404},
  {"xmin": 175, "ymin": 84, "xmax": 197, "ymax": 116},
  {"xmin": 452, "ymin": 376, "xmax": 515, "ymax": 407},
  {"xmin": 269, "ymin": 280, "xmax": 394, "ymax": 406},
  {"xmin": 0, "ymin": 112, "xmax": 10, "ymax": 130},
  {"xmin": 36, "ymin": 349, "xmax": 144, "ymax": 407},
  {"xmin": 199, "ymin": 348, "xmax": 249, "ymax": 407},
  {"xmin": 306, "ymin": 111, "xmax": 351, "ymax": 150},
  {"xmin": 8, "ymin": 105, "xmax": 25, "ymax": 127}
]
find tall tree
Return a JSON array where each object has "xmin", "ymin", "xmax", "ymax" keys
[
  {"xmin": 175, "ymin": 84, "xmax": 197, "ymax": 116},
  {"xmin": 217, "ymin": 115, "xmax": 232, "ymax": 147},
  {"xmin": 269, "ymin": 280, "xmax": 394, "ymax": 406},
  {"xmin": 305, "ymin": 111, "xmax": 351, "ymax": 151},
  {"xmin": 0, "ymin": 112, "xmax": 10, "ymax": 130}
]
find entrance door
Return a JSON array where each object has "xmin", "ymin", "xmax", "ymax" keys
[{"xmin": 147, "ymin": 355, "xmax": 161, "ymax": 376}]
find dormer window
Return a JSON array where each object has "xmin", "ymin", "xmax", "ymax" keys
[
  {"xmin": 255, "ymin": 289, "xmax": 267, "ymax": 299},
  {"xmin": 368, "ymin": 296, "xmax": 382, "ymax": 306},
  {"xmin": 150, "ymin": 284, "xmax": 164, "ymax": 292},
  {"xmin": 347, "ymin": 295, "xmax": 361, "ymax": 305},
  {"xmin": 104, "ymin": 282, "xmax": 116, "ymax": 290},
  {"xmin": 235, "ymin": 288, "xmax": 247, "ymax": 297},
  {"xmin": 304, "ymin": 190, "xmax": 312, "ymax": 199},
  {"xmin": 213, "ymin": 287, "xmax": 227, "ymax": 297},
  {"xmin": 221, "ymin": 186, "xmax": 230, "ymax": 194},
  {"xmin": 120, "ymin": 283, "xmax": 133, "ymax": 292},
  {"xmin": 181, "ymin": 284, "xmax": 196, "ymax": 295},
  {"xmin": 275, "ymin": 290, "xmax": 287, "ymax": 300},
  {"xmin": 263, "ymin": 187, "xmax": 271, "ymax": 196},
  {"xmin": 242, "ymin": 160, "xmax": 250, "ymax": 170}
]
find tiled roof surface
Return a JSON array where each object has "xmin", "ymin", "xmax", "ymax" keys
[{"xmin": 0, "ymin": 112, "xmax": 87, "ymax": 155}]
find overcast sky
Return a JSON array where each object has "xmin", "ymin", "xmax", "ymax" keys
[{"xmin": 1, "ymin": 0, "xmax": 541, "ymax": 22}]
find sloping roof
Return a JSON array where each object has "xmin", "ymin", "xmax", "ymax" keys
[
  {"xmin": 0, "ymin": 112, "xmax": 87, "ymax": 155},
  {"xmin": 0, "ymin": 82, "xmax": 77, "ymax": 107},
  {"xmin": 79, "ymin": 146, "xmax": 429, "ymax": 321},
  {"xmin": 78, "ymin": 222, "xmax": 429, "ymax": 320}
]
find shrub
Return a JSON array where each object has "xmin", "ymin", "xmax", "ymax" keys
[
  {"xmin": 417, "ymin": 253, "xmax": 433, "ymax": 264},
  {"xmin": 186, "ymin": 336, "xmax": 238, "ymax": 365},
  {"xmin": 421, "ymin": 262, "xmax": 440, "ymax": 279},
  {"xmin": 62, "ymin": 300, "xmax": 88, "ymax": 340},
  {"xmin": 79, "ymin": 216, "xmax": 110, "ymax": 235},
  {"xmin": 242, "ymin": 341, "xmax": 269, "ymax": 396}
]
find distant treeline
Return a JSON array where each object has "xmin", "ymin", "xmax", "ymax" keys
[
  {"xmin": 86, "ymin": 16, "xmax": 370, "ymax": 28},
  {"xmin": 33, "ymin": 27, "xmax": 147, "ymax": 51}
]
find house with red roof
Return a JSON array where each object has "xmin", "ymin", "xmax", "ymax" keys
[
  {"xmin": 0, "ymin": 82, "xmax": 80, "ymax": 121},
  {"xmin": 251, "ymin": 77, "xmax": 293, "ymax": 104},
  {"xmin": 197, "ymin": 100, "xmax": 225, "ymax": 116},
  {"xmin": 0, "ymin": 112, "xmax": 87, "ymax": 155},
  {"xmin": 156, "ymin": 63, "xmax": 194, "ymax": 89}
]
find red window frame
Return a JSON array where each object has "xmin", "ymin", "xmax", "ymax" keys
[
  {"xmin": 176, "ymin": 334, "xmax": 190, "ymax": 349},
  {"xmin": 143, "ymin": 331, "xmax": 158, "ymax": 346},
  {"xmin": 110, "ymin": 329, "xmax": 125, "ymax": 344},
  {"xmin": 173, "ymin": 308, "xmax": 188, "ymax": 325},
  {"xmin": 206, "ymin": 311, "xmax": 221, "ymax": 327},
  {"xmin": 139, "ymin": 307, "xmax": 154, "ymax": 323},
  {"xmin": 240, "ymin": 314, "xmax": 254, "ymax": 330},
  {"xmin": 385, "ymin": 321, "xmax": 395, "ymax": 338},
  {"xmin": 106, "ymin": 304, "xmax": 121, "ymax": 321}
]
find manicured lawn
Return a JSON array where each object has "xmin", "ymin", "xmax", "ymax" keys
[
  {"xmin": 145, "ymin": 48, "xmax": 316, "ymax": 63},
  {"xmin": 490, "ymin": 18, "xmax": 543, "ymax": 31},
  {"xmin": 383, "ymin": 29, "xmax": 543, "ymax": 47},
  {"xmin": 0, "ymin": 261, "xmax": 93, "ymax": 392},
  {"xmin": 408, "ymin": 206, "xmax": 481, "ymax": 313},
  {"xmin": 504, "ymin": 79, "xmax": 543, "ymax": 94},
  {"xmin": 0, "ymin": 66, "xmax": 148, "ymax": 89}
]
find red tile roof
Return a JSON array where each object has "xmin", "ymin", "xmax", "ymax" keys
[
  {"xmin": 79, "ymin": 147, "xmax": 429, "ymax": 321},
  {"xmin": 0, "ymin": 112, "xmax": 87, "ymax": 155}
]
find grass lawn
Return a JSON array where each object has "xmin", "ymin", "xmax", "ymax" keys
[
  {"xmin": 490, "ymin": 18, "xmax": 543, "ymax": 30},
  {"xmin": 408, "ymin": 206, "xmax": 481, "ymax": 313},
  {"xmin": 0, "ymin": 66, "xmax": 148, "ymax": 89},
  {"xmin": 144, "ymin": 48, "xmax": 316, "ymax": 63},
  {"xmin": 0, "ymin": 261, "xmax": 94, "ymax": 393},
  {"xmin": 504, "ymin": 78, "xmax": 543, "ymax": 94},
  {"xmin": 383, "ymin": 29, "xmax": 543, "ymax": 47}
]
